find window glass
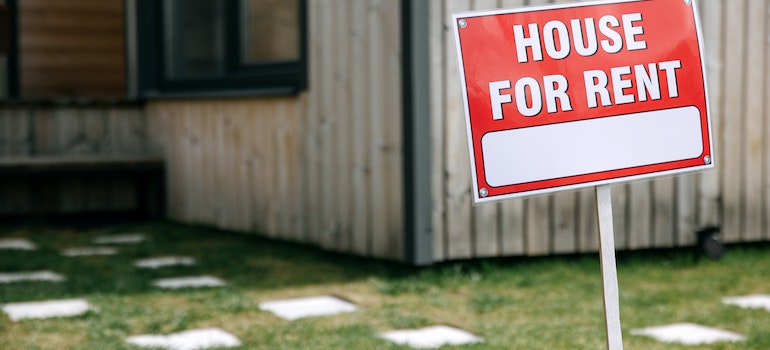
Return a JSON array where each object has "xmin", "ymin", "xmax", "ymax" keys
[
  {"xmin": 240, "ymin": 0, "xmax": 299, "ymax": 63},
  {"xmin": 163, "ymin": 0, "xmax": 225, "ymax": 79}
]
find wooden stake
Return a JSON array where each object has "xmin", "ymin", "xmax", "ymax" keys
[{"xmin": 595, "ymin": 184, "xmax": 624, "ymax": 350}]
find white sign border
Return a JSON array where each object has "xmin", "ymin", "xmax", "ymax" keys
[{"xmin": 452, "ymin": 0, "xmax": 714, "ymax": 204}]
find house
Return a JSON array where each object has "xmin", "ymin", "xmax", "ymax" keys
[{"xmin": 0, "ymin": 0, "xmax": 766, "ymax": 265}]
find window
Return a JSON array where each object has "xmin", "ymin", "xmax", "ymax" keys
[{"xmin": 137, "ymin": 0, "xmax": 306, "ymax": 97}]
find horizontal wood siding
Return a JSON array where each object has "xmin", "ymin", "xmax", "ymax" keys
[
  {"xmin": 429, "ymin": 0, "xmax": 765, "ymax": 261},
  {"xmin": 18, "ymin": 0, "xmax": 125, "ymax": 99},
  {"xmin": 0, "ymin": 106, "xmax": 149, "ymax": 214},
  {"xmin": 145, "ymin": 0, "xmax": 404, "ymax": 260}
]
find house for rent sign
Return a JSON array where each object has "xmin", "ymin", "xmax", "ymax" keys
[{"xmin": 453, "ymin": 0, "xmax": 713, "ymax": 203}]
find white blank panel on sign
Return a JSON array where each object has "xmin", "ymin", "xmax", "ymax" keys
[{"xmin": 481, "ymin": 106, "xmax": 704, "ymax": 187}]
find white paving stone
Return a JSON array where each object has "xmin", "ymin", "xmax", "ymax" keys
[
  {"xmin": 2, "ymin": 299, "xmax": 91, "ymax": 321},
  {"xmin": 259, "ymin": 295, "xmax": 358, "ymax": 320},
  {"xmin": 380, "ymin": 325, "xmax": 483, "ymax": 349},
  {"xmin": 631, "ymin": 323, "xmax": 745, "ymax": 345},
  {"xmin": 0, "ymin": 271, "xmax": 65, "ymax": 283},
  {"xmin": 0, "ymin": 238, "xmax": 37, "ymax": 250},
  {"xmin": 723, "ymin": 294, "xmax": 770, "ymax": 311},
  {"xmin": 152, "ymin": 275, "xmax": 226, "ymax": 289},
  {"xmin": 93, "ymin": 233, "xmax": 147, "ymax": 245},
  {"xmin": 125, "ymin": 327, "xmax": 241, "ymax": 350},
  {"xmin": 61, "ymin": 247, "xmax": 118, "ymax": 257},
  {"xmin": 135, "ymin": 256, "xmax": 196, "ymax": 269}
]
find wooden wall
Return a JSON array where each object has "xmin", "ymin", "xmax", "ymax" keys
[
  {"xmin": 5, "ymin": 0, "xmax": 767, "ymax": 264},
  {"xmin": 429, "ymin": 0, "xmax": 769, "ymax": 261},
  {"xmin": 0, "ymin": 105, "xmax": 149, "ymax": 214},
  {"xmin": 146, "ymin": 0, "xmax": 405, "ymax": 260},
  {"xmin": 18, "ymin": 0, "xmax": 125, "ymax": 99}
]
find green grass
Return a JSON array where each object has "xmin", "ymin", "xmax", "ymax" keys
[{"xmin": 1, "ymin": 220, "xmax": 770, "ymax": 349}]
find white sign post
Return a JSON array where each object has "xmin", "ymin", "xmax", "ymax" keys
[
  {"xmin": 596, "ymin": 185, "xmax": 623, "ymax": 349},
  {"xmin": 452, "ymin": 0, "xmax": 713, "ymax": 349}
]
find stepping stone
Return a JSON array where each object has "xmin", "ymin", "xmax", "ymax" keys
[
  {"xmin": 61, "ymin": 247, "xmax": 118, "ymax": 257},
  {"xmin": 126, "ymin": 327, "xmax": 241, "ymax": 350},
  {"xmin": 380, "ymin": 325, "xmax": 483, "ymax": 349},
  {"xmin": 135, "ymin": 256, "xmax": 196, "ymax": 269},
  {"xmin": 0, "ymin": 238, "xmax": 37, "ymax": 250},
  {"xmin": 93, "ymin": 233, "xmax": 147, "ymax": 245},
  {"xmin": 631, "ymin": 323, "xmax": 745, "ymax": 345},
  {"xmin": 152, "ymin": 275, "xmax": 226, "ymax": 289},
  {"xmin": 0, "ymin": 271, "xmax": 65, "ymax": 283},
  {"xmin": 2, "ymin": 299, "xmax": 91, "ymax": 321},
  {"xmin": 259, "ymin": 295, "xmax": 358, "ymax": 320},
  {"xmin": 723, "ymin": 294, "xmax": 770, "ymax": 311}
]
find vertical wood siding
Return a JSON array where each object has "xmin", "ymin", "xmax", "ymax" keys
[
  {"xmin": 146, "ymin": 0, "xmax": 404, "ymax": 260},
  {"xmin": 0, "ymin": 106, "xmax": 148, "ymax": 214},
  {"xmin": 430, "ymin": 0, "xmax": 767, "ymax": 261},
  {"xmin": 146, "ymin": 98, "xmax": 305, "ymax": 239},
  {"xmin": 7, "ymin": 0, "xmax": 768, "ymax": 263}
]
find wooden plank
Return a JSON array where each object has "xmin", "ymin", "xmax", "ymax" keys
[
  {"xmin": 82, "ymin": 109, "xmax": 107, "ymax": 154},
  {"xmin": 578, "ymin": 187, "xmax": 598, "ymax": 252},
  {"xmin": 58, "ymin": 176, "xmax": 84, "ymax": 212},
  {"xmin": 178, "ymin": 103, "xmax": 195, "ymax": 222},
  {"xmin": 319, "ymin": 1, "xmax": 337, "ymax": 249},
  {"xmin": 245, "ymin": 101, "xmax": 266, "ymax": 233},
  {"xmin": 334, "ymin": 0, "xmax": 352, "ymax": 251},
  {"xmin": 741, "ymin": 0, "xmax": 765, "ymax": 242},
  {"xmin": 349, "ymin": 0, "xmax": 372, "ymax": 255},
  {"xmin": 0, "ymin": 112, "xmax": 9, "ymax": 156},
  {"xmin": 0, "ymin": 180, "xmax": 31, "ymax": 214},
  {"xmin": 428, "ymin": 0, "xmax": 446, "ymax": 261},
  {"xmin": 696, "ymin": 0, "xmax": 722, "ymax": 229},
  {"xmin": 284, "ymin": 98, "xmax": 304, "ymax": 240},
  {"xmin": 19, "ymin": 0, "xmax": 123, "ymax": 13},
  {"xmin": 55, "ymin": 108, "xmax": 84, "ymax": 155},
  {"xmin": 610, "ymin": 183, "xmax": 628, "ymax": 250},
  {"xmin": 443, "ymin": 0, "xmax": 473, "ymax": 259},
  {"xmin": 21, "ymin": 53, "xmax": 125, "ymax": 71},
  {"xmin": 766, "ymin": 0, "xmax": 770, "ymax": 242},
  {"xmin": 231, "ymin": 102, "xmax": 247, "ymax": 231},
  {"xmin": 19, "ymin": 12, "xmax": 123, "ymax": 32},
  {"xmin": 676, "ymin": 174, "xmax": 697, "ymax": 246},
  {"xmin": 108, "ymin": 108, "xmax": 146, "ymax": 155},
  {"xmin": 498, "ymin": 0, "xmax": 528, "ymax": 257},
  {"xmin": 20, "ymin": 33, "xmax": 124, "ymax": 52},
  {"xmin": 1, "ymin": 109, "xmax": 32, "ymax": 156},
  {"xmin": 720, "ymin": 0, "xmax": 745, "ymax": 243},
  {"xmin": 383, "ymin": 0, "xmax": 404, "ymax": 260},
  {"xmin": 471, "ymin": 0, "xmax": 501, "ymax": 257},
  {"xmin": 32, "ymin": 109, "xmax": 56, "ymax": 154},
  {"xmin": 552, "ymin": 191, "xmax": 577, "ymax": 254},
  {"xmin": 233, "ymin": 102, "xmax": 250, "ymax": 232},
  {"xmin": 652, "ymin": 177, "xmax": 675, "ymax": 248},
  {"xmin": 627, "ymin": 181, "xmax": 651, "ymax": 249},
  {"xmin": 305, "ymin": 0, "xmax": 323, "ymax": 246}
]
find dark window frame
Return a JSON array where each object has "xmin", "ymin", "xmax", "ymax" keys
[
  {"xmin": 3, "ymin": 0, "xmax": 19, "ymax": 99},
  {"xmin": 136, "ymin": 0, "xmax": 307, "ymax": 98}
]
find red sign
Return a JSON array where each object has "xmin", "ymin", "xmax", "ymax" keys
[{"xmin": 453, "ymin": 0, "xmax": 713, "ymax": 203}]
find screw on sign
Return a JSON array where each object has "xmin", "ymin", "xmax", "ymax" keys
[
  {"xmin": 453, "ymin": 1, "xmax": 713, "ymax": 350},
  {"xmin": 453, "ymin": 0, "xmax": 713, "ymax": 203}
]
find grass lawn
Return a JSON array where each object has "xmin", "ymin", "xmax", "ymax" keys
[{"xmin": 1, "ymin": 220, "xmax": 769, "ymax": 349}]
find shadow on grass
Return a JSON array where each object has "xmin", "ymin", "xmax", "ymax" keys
[{"xmin": 2, "ymin": 217, "xmax": 770, "ymax": 303}]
